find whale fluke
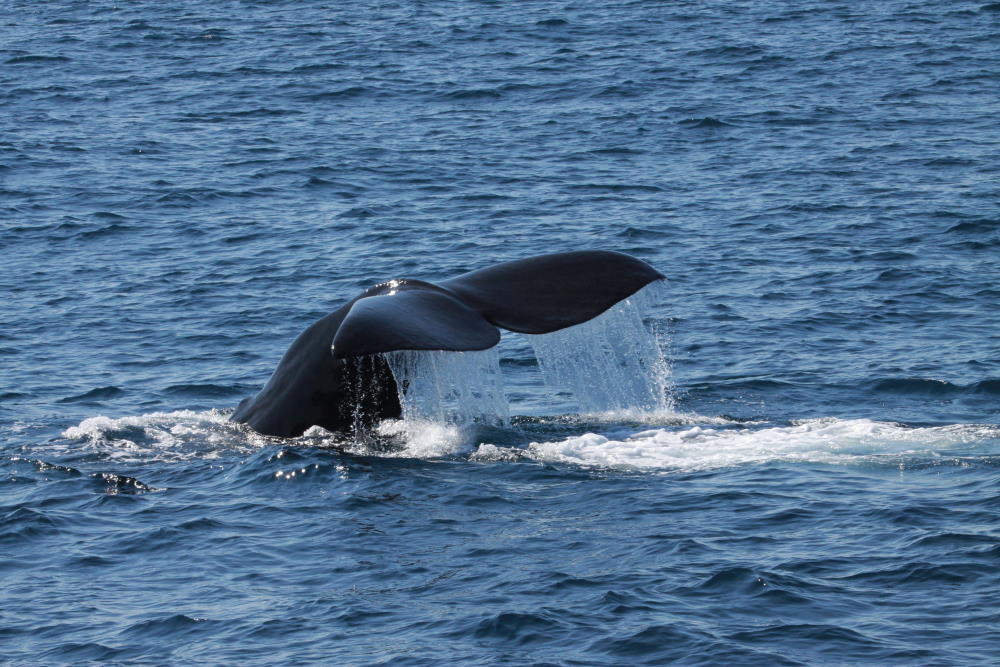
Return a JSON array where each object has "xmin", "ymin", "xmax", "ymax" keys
[
  {"xmin": 332, "ymin": 282, "xmax": 501, "ymax": 359},
  {"xmin": 232, "ymin": 250, "xmax": 664, "ymax": 437},
  {"xmin": 441, "ymin": 250, "xmax": 664, "ymax": 334}
]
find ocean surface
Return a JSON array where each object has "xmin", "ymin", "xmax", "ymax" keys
[{"xmin": 3, "ymin": 1, "xmax": 999, "ymax": 664}]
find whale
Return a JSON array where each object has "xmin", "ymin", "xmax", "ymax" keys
[{"xmin": 231, "ymin": 250, "xmax": 665, "ymax": 438}]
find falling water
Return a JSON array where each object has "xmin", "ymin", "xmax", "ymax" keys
[
  {"xmin": 526, "ymin": 281, "xmax": 672, "ymax": 415},
  {"xmin": 380, "ymin": 282, "xmax": 671, "ymax": 425},
  {"xmin": 382, "ymin": 347, "xmax": 510, "ymax": 425}
]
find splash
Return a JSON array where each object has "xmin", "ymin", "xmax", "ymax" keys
[{"xmin": 372, "ymin": 419, "xmax": 471, "ymax": 458}]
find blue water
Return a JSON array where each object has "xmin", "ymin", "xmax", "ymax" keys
[{"xmin": 3, "ymin": 1, "xmax": 999, "ymax": 664}]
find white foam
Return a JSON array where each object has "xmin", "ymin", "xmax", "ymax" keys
[
  {"xmin": 372, "ymin": 418, "xmax": 471, "ymax": 458},
  {"xmin": 51, "ymin": 411, "xmax": 1000, "ymax": 469},
  {"xmin": 58, "ymin": 409, "xmax": 262, "ymax": 462},
  {"xmin": 470, "ymin": 418, "xmax": 1000, "ymax": 471}
]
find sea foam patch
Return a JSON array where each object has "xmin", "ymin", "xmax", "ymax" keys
[
  {"xmin": 51, "ymin": 412, "xmax": 1000, "ymax": 469},
  {"xmin": 470, "ymin": 418, "xmax": 1000, "ymax": 471},
  {"xmin": 372, "ymin": 418, "xmax": 471, "ymax": 458},
  {"xmin": 58, "ymin": 410, "xmax": 267, "ymax": 462},
  {"xmin": 55, "ymin": 409, "xmax": 471, "ymax": 462}
]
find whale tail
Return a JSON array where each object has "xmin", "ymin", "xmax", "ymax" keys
[
  {"xmin": 233, "ymin": 250, "xmax": 664, "ymax": 438},
  {"xmin": 332, "ymin": 250, "xmax": 664, "ymax": 359}
]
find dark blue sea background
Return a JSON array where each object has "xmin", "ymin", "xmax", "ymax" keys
[{"xmin": 3, "ymin": 1, "xmax": 999, "ymax": 664}]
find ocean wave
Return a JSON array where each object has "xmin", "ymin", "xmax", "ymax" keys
[
  {"xmin": 869, "ymin": 378, "xmax": 1000, "ymax": 396},
  {"xmin": 678, "ymin": 117, "xmax": 734, "ymax": 128},
  {"xmin": 57, "ymin": 386, "xmax": 126, "ymax": 404}
]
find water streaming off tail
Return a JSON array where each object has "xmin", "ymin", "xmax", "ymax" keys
[
  {"xmin": 526, "ymin": 281, "xmax": 672, "ymax": 414},
  {"xmin": 381, "ymin": 282, "xmax": 671, "ymax": 426},
  {"xmin": 382, "ymin": 347, "xmax": 509, "ymax": 425}
]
